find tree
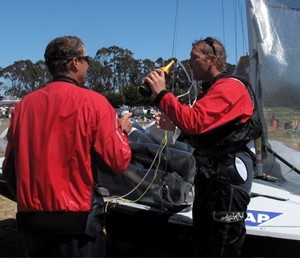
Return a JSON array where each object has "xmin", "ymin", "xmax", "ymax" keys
[
  {"xmin": 102, "ymin": 91, "xmax": 125, "ymax": 108},
  {"xmin": 0, "ymin": 44, "xmax": 237, "ymax": 102},
  {"xmin": 95, "ymin": 46, "xmax": 136, "ymax": 93},
  {"xmin": 123, "ymin": 85, "xmax": 143, "ymax": 107},
  {"xmin": 226, "ymin": 63, "xmax": 236, "ymax": 74},
  {"xmin": 0, "ymin": 60, "xmax": 49, "ymax": 98},
  {"xmin": 86, "ymin": 58, "xmax": 112, "ymax": 92},
  {"xmin": 0, "ymin": 81, "xmax": 3, "ymax": 100}
]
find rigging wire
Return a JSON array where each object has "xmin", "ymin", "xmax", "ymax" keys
[
  {"xmin": 171, "ymin": 0, "xmax": 179, "ymax": 58},
  {"xmin": 238, "ymin": 0, "xmax": 248, "ymax": 56},
  {"xmin": 171, "ymin": 0, "xmax": 180, "ymax": 92},
  {"xmin": 221, "ymin": 0, "xmax": 226, "ymax": 46},
  {"xmin": 170, "ymin": 0, "xmax": 197, "ymax": 105},
  {"xmin": 233, "ymin": 0, "xmax": 238, "ymax": 64},
  {"xmin": 231, "ymin": 0, "xmax": 248, "ymax": 62}
]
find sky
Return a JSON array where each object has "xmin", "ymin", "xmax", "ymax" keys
[{"xmin": 0, "ymin": 0, "xmax": 248, "ymax": 68}]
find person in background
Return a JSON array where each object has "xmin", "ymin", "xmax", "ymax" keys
[
  {"xmin": 3, "ymin": 36, "xmax": 132, "ymax": 257},
  {"xmin": 144, "ymin": 37, "xmax": 262, "ymax": 257}
]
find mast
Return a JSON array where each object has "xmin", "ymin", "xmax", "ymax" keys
[{"xmin": 246, "ymin": 0, "xmax": 263, "ymax": 177}]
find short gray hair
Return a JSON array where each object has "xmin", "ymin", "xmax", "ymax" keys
[{"xmin": 192, "ymin": 37, "xmax": 227, "ymax": 72}]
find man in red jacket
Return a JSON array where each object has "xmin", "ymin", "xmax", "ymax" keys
[
  {"xmin": 3, "ymin": 36, "xmax": 132, "ymax": 257},
  {"xmin": 145, "ymin": 37, "xmax": 262, "ymax": 256}
]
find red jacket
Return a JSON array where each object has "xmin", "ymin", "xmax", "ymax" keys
[
  {"xmin": 155, "ymin": 77, "xmax": 254, "ymax": 151},
  {"xmin": 3, "ymin": 81, "xmax": 131, "ymax": 212}
]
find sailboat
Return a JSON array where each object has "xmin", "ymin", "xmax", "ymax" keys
[
  {"xmin": 1, "ymin": 0, "xmax": 300, "ymax": 256},
  {"xmin": 100, "ymin": 1, "xmax": 300, "ymax": 256}
]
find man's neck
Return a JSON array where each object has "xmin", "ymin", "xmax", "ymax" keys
[{"xmin": 52, "ymin": 76, "xmax": 80, "ymax": 86}]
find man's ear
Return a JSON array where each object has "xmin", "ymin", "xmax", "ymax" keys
[
  {"xmin": 69, "ymin": 58, "xmax": 79, "ymax": 72},
  {"xmin": 208, "ymin": 55, "xmax": 217, "ymax": 64}
]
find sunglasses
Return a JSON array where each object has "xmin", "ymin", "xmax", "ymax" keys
[
  {"xmin": 203, "ymin": 37, "xmax": 217, "ymax": 56},
  {"xmin": 67, "ymin": 55, "xmax": 90, "ymax": 65},
  {"xmin": 77, "ymin": 55, "xmax": 90, "ymax": 65}
]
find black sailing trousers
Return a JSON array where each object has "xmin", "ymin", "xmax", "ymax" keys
[{"xmin": 193, "ymin": 172, "xmax": 250, "ymax": 257}]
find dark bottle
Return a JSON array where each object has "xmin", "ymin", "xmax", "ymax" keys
[{"xmin": 138, "ymin": 58, "xmax": 177, "ymax": 97}]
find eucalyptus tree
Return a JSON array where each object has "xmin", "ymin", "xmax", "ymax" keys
[
  {"xmin": 85, "ymin": 58, "xmax": 112, "ymax": 92},
  {"xmin": 95, "ymin": 46, "xmax": 137, "ymax": 93},
  {"xmin": 0, "ymin": 60, "xmax": 49, "ymax": 98},
  {"xmin": 123, "ymin": 85, "xmax": 143, "ymax": 107},
  {"xmin": 102, "ymin": 90, "xmax": 125, "ymax": 108}
]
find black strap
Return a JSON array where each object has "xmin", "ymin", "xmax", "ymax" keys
[{"xmin": 243, "ymin": 146, "xmax": 256, "ymax": 161}]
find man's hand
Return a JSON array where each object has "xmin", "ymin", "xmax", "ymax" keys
[
  {"xmin": 154, "ymin": 112, "xmax": 175, "ymax": 131},
  {"xmin": 144, "ymin": 69, "xmax": 167, "ymax": 97},
  {"xmin": 120, "ymin": 112, "xmax": 132, "ymax": 135}
]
